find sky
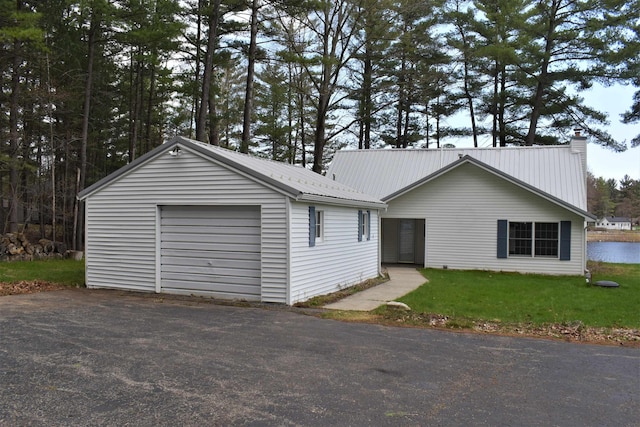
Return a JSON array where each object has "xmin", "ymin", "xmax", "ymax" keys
[
  {"xmin": 449, "ymin": 83, "xmax": 640, "ymax": 183},
  {"xmin": 581, "ymin": 84, "xmax": 640, "ymax": 182}
]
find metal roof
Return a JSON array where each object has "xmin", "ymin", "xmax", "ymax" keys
[
  {"xmin": 327, "ymin": 144, "xmax": 589, "ymax": 213},
  {"xmin": 79, "ymin": 136, "xmax": 385, "ymax": 208}
]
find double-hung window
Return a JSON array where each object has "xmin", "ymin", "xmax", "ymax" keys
[
  {"xmin": 498, "ymin": 220, "xmax": 570, "ymax": 260},
  {"xmin": 507, "ymin": 222, "xmax": 558, "ymax": 257}
]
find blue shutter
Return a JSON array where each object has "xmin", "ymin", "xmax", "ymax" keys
[
  {"xmin": 358, "ymin": 210, "xmax": 363, "ymax": 242},
  {"xmin": 309, "ymin": 206, "xmax": 316, "ymax": 247},
  {"xmin": 560, "ymin": 221, "xmax": 571, "ymax": 260},
  {"xmin": 367, "ymin": 210, "xmax": 371, "ymax": 241},
  {"xmin": 497, "ymin": 220, "xmax": 508, "ymax": 258}
]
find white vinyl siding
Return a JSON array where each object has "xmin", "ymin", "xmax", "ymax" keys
[
  {"xmin": 84, "ymin": 149, "xmax": 288, "ymax": 303},
  {"xmin": 288, "ymin": 203, "xmax": 380, "ymax": 305},
  {"xmin": 383, "ymin": 163, "xmax": 586, "ymax": 275}
]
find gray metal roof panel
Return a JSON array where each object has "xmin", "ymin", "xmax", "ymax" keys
[{"xmin": 327, "ymin": 145, "xmax": 588, "ymax": 211}]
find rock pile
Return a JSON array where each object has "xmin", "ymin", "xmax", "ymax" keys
[{"xmin": 0, "ymin": 233, "xmax": 68, "ymax": 261}]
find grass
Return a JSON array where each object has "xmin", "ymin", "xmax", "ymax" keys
[
  {"xmin": 393, "ymin": 262, "xmax": 640, "ymax": 329},
  {"xmin": 0, "ymin": 259, "xmax": 85, "ymax": 286}
]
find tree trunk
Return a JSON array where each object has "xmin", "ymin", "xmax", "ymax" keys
[
  {"xmin": 9, "ymin": 37, "xmax": 21, "ymax": 234},
  {"xmin": 76, "ymin": 15, "xmax": 97, "ymax": 250},
  {"xmin": 525, "ymin": 0, "xmax": 558, "ymax": 146},
  {"xmin": 396, "ymin": 54, "xmax": 406, "ymax": 148},
  {"xmin": 144, "ymin": 60, "xmax": 157, "ymax": 153},
  {"xmin": 312, "ymin": 92, "xmax": 328, "ymax": 173},
  {"xmin": 499, "ymin": 64, "xmax": 507, "ymax": 147},
  {"xmin": 298, "ymin": 91, "xmax": 306, "ymax": 167},
  {"xmin": 363, "ymin": 47, "xmax": 372, "ymax": 149},
  {"xmin": 196, "ymin": 0, "xmax": 222, "ymax": 143},
  {"xmin": 492, "ymin": 59, "xmax": 498, "ymax": 147},
  {"xmin": 241, "ymin": 0, "xmax": 259, "ymax": 153}
]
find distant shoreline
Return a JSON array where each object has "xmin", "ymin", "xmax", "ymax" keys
[{"xmin": 587, "ymin": 231, "xmax": 640, "ymax": 242}]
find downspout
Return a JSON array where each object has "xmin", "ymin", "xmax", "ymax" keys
[{"xmin": 583, "ymin": 222, "xmax": 590, "ymax": 283}]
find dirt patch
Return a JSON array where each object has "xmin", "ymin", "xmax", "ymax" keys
[
  {"xmin": 0, "ymin": 281, "xmax": 68, "ymax": 296},
  {"xmin": 375, "ymin": 310, "xmax": 640, "ymax": 347}
]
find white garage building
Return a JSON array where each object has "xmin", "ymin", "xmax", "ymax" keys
[{"xmin": 78, "ymin": 136, "xmax": 385, "ymax": 305}]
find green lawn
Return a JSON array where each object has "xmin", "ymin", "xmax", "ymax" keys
[
  {"xmin": 0, "ymin": 259, "xmax": 85, "ymax": 286},
  {"xmin": 397, "ymin": 262, "xmax": 640, "ymax": 329}
]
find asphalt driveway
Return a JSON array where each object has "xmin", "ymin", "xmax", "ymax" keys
[{"xmin": 1, "ymin": 290, "xmax": 638, "ymax": 426}]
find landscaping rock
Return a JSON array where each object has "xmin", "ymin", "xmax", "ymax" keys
[{"xmin": 387, "ymin": 301, "xmax": 411, "ymax": 311}]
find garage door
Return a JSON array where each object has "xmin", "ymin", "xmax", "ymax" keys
[{"xmin": 160, "ymin": 205, "xmax": 261, "ymax": 300}]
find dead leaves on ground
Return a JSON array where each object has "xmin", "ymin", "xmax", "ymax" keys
[{"xmin": 0, "ymin": 281, "xmax": 66, "ymax": 296}]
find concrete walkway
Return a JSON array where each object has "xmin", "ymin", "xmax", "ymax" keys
[{"xmin": 324, "ymin": 266, "xmax": 427, "ymax": 311}]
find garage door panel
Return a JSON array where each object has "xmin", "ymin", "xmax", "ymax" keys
[
  {"xmin": 162, "ymin": 272, "xmax": 260, "ymax": 287},
  {"xmin": 161, "ymin": 221, "xmax": 260, "ymax": 232},
  {"xmin": 160, "ymin": 205, "xmax": 261, "ymax": 300},
  {"xmin": 162, "ymin": 206, "xmax": 259, "ymax": 219},
  {"xmin": 164, "ymin": 241, "xmax": 260, "ymax": 253},
  {"xmin": 161, "ymin": 249, "xmax": 260, "ymax": 261},
  {"xmin": 161, "ymin": 256, "xmax": 261, "ymax": 270},
  {"xmin": 162, "ymin": 281, "xmax": 260, "ymax": 296},
  {"xmin": 161, "ymin": 232, "xmax": 261, "ymax": 245},
  {"xmin": 163, "ymin": 265, "xmax": 260, "ymax": 283}
]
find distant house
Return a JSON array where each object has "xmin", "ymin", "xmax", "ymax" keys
[
  {"xmin": 328, "ymin": 135, "xmax": 595, "ymax": 276},
  {"xmin": 78, "ymin": 136, "xmax": 385, "ymax": 305},
  {"xmin": 596, "ymin": 217, "xmax": 632, "ymax": 230}
]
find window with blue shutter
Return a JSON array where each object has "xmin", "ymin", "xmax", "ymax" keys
[
  {"xmin": 560, "ymin": 221, "xmax": 571, "ymax": 260},
  {"xmin": 497, "ymin": 220, "xmax": 508, "ymax": 258},
  {"xmin": 358, "ymin": 210, "xmax": 363, "ymax": 242},
  {"xmin": 367, "ymin": 210, "xmax": 371, "ymax": 241},
  {"xmin": 309, "ymin": 206, "xmax": 316, "ymax": 247}
]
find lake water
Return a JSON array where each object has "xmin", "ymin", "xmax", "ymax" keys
[{"xmin": 587, "ymin": 242, "xmax": 640, "ymax": 264}]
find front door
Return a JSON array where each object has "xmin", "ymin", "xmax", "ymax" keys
[{"xmin": 398, "ymin": 219, "xmax": 415, "ymax": 263}]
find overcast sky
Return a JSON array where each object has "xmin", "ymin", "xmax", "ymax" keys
[{"xmin": 583, "ymin": 84, "xmax": 640, "ymax": 182}]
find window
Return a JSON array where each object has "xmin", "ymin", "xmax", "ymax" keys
[
  {"xmin": 534, "ymin": 222, "xmax": 559, "ymax": 257},
  {"xmin": 315, "ymin": 210, "xmax": 324, "ymax": 241},
  {"xmin": 507, "ymin": 222, "xmax": 558, "ymax": 257},
  {"xmin": 309, "ymin": 206, "xmax": 322, "ymax": 247},
  {"xmin": 358, "ymin": 210, "xmax": 371, "ymax": 242},
  {"xmin": 509, "ymin": 222, "xmax": 532, "ymax": 256},
  {"xmin": 361, "ymin": 211, "xmax": 369, "ymax": 240},
  {"xmin": 498, "ymin": 220, "xmax": 570, "ymax": 260}
]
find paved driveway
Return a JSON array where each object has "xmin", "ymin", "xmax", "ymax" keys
[{"xmin": 1, "ymin": 290, "xmax": 638, "ymax": 426}]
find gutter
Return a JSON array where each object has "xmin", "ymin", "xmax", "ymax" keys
[{"xmin": 296, "ymin": 194, "xmax": 387, "ymax": 209}]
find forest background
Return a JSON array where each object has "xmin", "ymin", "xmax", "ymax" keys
[{"xmin": 1, "ymin": 0, "xmax": 639, "ymax": 250}]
